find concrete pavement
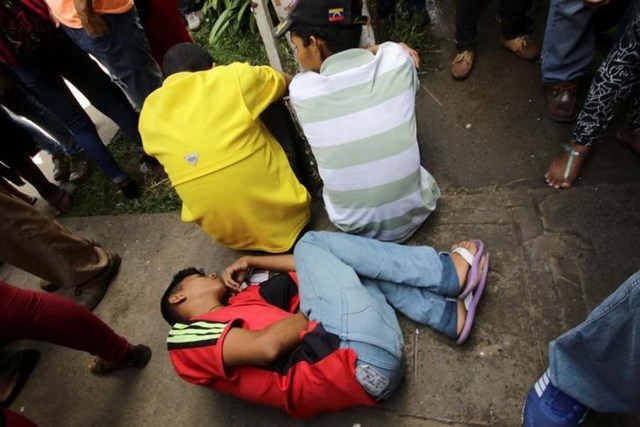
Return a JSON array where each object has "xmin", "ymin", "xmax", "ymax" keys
[{"xmin": 2, "ymin": 0, "xmax": 640, "ymax": 425}]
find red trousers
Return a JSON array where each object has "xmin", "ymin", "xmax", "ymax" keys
[
  {"xmin": 0, "ymin": 281, "xmax": 129, "ymax": 363},
  {"xmin": 143, "ymin": 0, "xmax": 193, "ymax": 67}
]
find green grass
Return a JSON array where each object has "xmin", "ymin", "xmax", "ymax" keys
[{"xmin": 66, "ymin": 133, "xmax": 181, "ymax": 216}]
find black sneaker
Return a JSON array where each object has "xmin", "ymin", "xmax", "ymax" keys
[
  {"xmin": 52, "ymin": 153, "xmax": 70, "ymax": 183},
  {"xmin": 69, "ymin": 153, "xmax": 91, "ymax": 182},
  {"xmin": 118, "ymin": 178, "xmax": 141, "ymax": 199},
  {"xmin": 139, "ymin": 154, "xmax": 161, "ymax": 175}
]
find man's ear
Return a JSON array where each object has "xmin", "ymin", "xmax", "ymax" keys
[
  {"xmin": 313, "ymin": 37, "xmax": 333, "ymax": 61},
  {"xmin": 168, "ymin": 294, "xmax": 187, "ymax": 304}
]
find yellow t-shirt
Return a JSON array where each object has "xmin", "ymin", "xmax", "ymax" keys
[
  {"xmin": 44, "ymin": 0, "xmax": 133, "ymax": 28},
  {"xmin": 140, "ymin": 63, "xmax": 310, "ymax": 252}
]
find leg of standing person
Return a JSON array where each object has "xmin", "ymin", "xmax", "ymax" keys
[
  {"xmin": 8, "ymin": 60, "xmax": 140, "ymax": 197},
  {"xmin": 141, "ymin": 0, "xmax": 193, "ymax": 67},
  {"xmin": 0, "ymin": 112, "xmax": 70, "ymax": 213},
  {"xmin": 545, "ymin": 1, "xmax": 640, "ymax": 189},
  {"xmin": 542, "ymin": 0, "xmax": 596, "ymax": 123},
  {"xmin": 616, "ymin": 88, "xmax": 640, "ymax": 153},
  {"xmin": 0, "ymin": 177, "xmax": 35, "ymax": 205},
  {"xmin": 62, "ymin": 7, "xmax": 163, "ymax": 110},
  {"xmin": 51, "ymin": 34, "xmax": 145, "ymax": 148},
  {"xmin": 0, "ymin": 281, "xmax": 151, "ymax": 376},
  {"xmin": 0, "ymin": 186, "xmax": 119, "ymax": 310},
  {"xmin": 451, "ymin": 0, "xmax": 483, "ymax": 80},
  {"xmin": 0, "ymin": 408, "xmax": 37, "ymax": 427},
  {"xmin": 499, "ymin": 0, "xmax": 539, "ymax": 60},
  {"xmin": 1, "ymin": 69, "xmax": 90, "ymax": 182},
  {"xmin": 522, "ymin": 269, "xmax": 640, "ymax": 426}
]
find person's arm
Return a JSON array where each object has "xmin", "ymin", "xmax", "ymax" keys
[
  {"xmin": 369, "ymin": 43, "xmax": 421, "ymax": 69},
  {"xmin": 222, "ymin": 312, "xmax": 308, "ymax": 367},
  {"xmin": 74, "ymin": 0, "xmax": 109, "ymax": 36},
  {"xmin": 282, "ymin": 72, "xmax": 293, "ymax": 88},
  {"xmin": 221, "ymin": 255, "xmax": 295, "ymax": 292}
]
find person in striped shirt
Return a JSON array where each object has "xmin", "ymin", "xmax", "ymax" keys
[{"xmin": 276, "ymin": 0, "xmax": 440, "ymax": 243}]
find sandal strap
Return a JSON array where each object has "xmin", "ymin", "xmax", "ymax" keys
[
  {"xmin": 452, "ymin": 247, "xmax": 474, "ymax": 265},
  {"xmin": 561, "ymin": 143, "xmax": 588, "ymax": 180}
]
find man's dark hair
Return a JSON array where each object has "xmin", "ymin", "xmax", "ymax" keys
[
  {"xmin": 161, "ymin": 267, "xmax": 205, "ymax": 326},
  {"xmin": 290, "ymin": 23, "xmax": 361, "ymax": 55},
  {"xmin": 162, "ymin": 43, "xmax": 214, "ymax": 77}
]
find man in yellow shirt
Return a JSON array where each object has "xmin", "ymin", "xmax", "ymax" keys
[{"xmin": 140, "ymin": 43, "xmax": 310, "ymax": 252}]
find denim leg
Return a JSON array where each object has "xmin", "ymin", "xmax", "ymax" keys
[
  {"xmin": 375, "ymin": 278, "xmax": 458, "ymax": 338},
  {"xmin": 8, "ymin": 65, "xmax": 127, "ymax": 183},
  {"xmin": 51, "ymin": 34, "xmax": 143, "ymax": 146},
  {"xmin": 541, "ymin": 0, "xmax": 596, "ymax": 83},
  {"xmin": 572, "ymin": 2, "xmax": 640, "ymax": 146},
  {"xmin": 0, "ymin": 81, "xmax": 80, "ymax": 156},
  {"xmin": 296, "ymin": 231, "xmax": 459, "ymax": 296},
  {"xmin": 293, "ymin": 234, "xmax": 405, "ymax": 399},
  {"xmin": 499, "ymin": 0, "xmax": 534, "ymax": 40},
  {"xmin": 548, "ymin": 269, "xmax": 640, "ymax": 413},
  {"xmin": 63, "ymin": 7, "xmax": 163, "ymax": 110},
  {"xmin": 455, "ymin": 0, "xmax": 482, "ymax": 50}
]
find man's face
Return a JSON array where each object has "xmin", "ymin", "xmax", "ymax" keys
[
  {"xmin": 291, "ymin": 33, "xmax": 323, "ymax": 72},
  {"xmin": 170, "ymin": 274, "xmax": 227, "ymax": 318}
]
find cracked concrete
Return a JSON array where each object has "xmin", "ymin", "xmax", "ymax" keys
[{"xmin": 2, "ymin": 0, "xmax": 640, "ymax": 425}]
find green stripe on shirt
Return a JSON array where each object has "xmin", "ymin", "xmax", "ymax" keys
[
  {"xmin": 167, "ymin": 332, "xmax": 222, "ymax": 344},
  {"xmin": 311, "ymin": 120, "xmax": 416, "ymax": 169},
  {"xmin": 295, "ymin": 64, "xmax": 413, "ymax": 124},
  {"xmin": 324, "ymin": 169, "xmax": 421, "ymax": 209}
]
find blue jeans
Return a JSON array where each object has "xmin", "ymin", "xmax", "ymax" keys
[
  {"xmin": 0, "ymin": 78, "xmax": 81, "ymax": 157},
  {"xmin": 293, "ymin": 231, "xmax": 459, "ymax": 400},
  {"xmin": 541, "ymin": 0, "xmax": 596, "ymax": 83},
  {"xmin": 549, "ymin": 268, "xmax": 640, "ymax": 412},
  {"xmin": 9, "ymin": 30, "xmax": 147, "ymax": 183},
  {"xmin": 63, "ymin": 7, "xmax": 163, "ymax": 110}
]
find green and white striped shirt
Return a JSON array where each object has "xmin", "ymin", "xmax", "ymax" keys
[{"xmin": 290, "ymin": 42, "xmax": 440, "ymax": 242}]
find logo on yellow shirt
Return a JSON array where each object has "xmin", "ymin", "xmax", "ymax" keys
[{"xmin": 184, "ymin": 153, "xmax": 199, "ymax": 166}]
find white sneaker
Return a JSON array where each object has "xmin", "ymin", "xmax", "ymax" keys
[{"xmin": 185, "ymin": 11, "xmax": 202, "ymax": 31}]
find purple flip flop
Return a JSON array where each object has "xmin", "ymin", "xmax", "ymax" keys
[
  {"xmin": 456, "ymin": 253, "xmax": 489, "ymax": 345},
  {"xmin": 454, "ymin": 239, "xmax": 485, "ymax": 299}
]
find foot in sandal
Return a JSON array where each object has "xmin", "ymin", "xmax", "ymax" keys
[
  {"xmin": 451, "ymin": 240, "xmax": 485, "ymax": 298},
  {"xmin": 544, "ymin": 141, "xmax": 590, "ymax": 189},
  {"xmin": 450, "ymin": 240, "xmax": 490, "ymax": 344}
]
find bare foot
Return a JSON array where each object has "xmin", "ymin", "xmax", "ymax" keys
[
  {"xmin": 456, "ymin": 255, "xmax": 487, "ymax": 336},
  {"xmin": 544, "ymin": 142, "xmax": 589, "ymax": 189},
  {"xmin": 451, "ymin": 241, "xmax": 479, "ymax": 290}
]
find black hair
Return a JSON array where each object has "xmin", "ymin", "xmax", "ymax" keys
[
  {"xmin": 290, "ymin": 22, "xmax": 362, "ymax": 55},
  {"xmin": 160, "ymin": 267, "xmax": 205, "ymax": 326},
  {"xmin": 162, "ymin": 43, "xmax": 214, "ymax": 77}
]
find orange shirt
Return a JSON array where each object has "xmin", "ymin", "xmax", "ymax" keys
[{"xmin": 44, "ymin": 0, "xmax": 133, "ymax": 28}]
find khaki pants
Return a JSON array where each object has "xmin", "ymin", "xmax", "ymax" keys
[{"xmin": 0, "ymin": 186, "xmax": 108, "ymax": 287}]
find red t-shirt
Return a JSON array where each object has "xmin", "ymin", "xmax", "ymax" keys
[{"xmin": 167, "ymin": 272, "xmax": 376, "ymax": 418}]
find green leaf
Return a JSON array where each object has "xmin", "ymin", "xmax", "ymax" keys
[
  {"xmin": 209, "ymin": 8, "xmax": 234, "ymax": 44},
  {"xmin": 237, "ymin": 0, "xmax": 250, "ymax": 22}
]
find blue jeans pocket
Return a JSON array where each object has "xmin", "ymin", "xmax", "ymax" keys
[{"xmin": 341, "ymin": 288, "xmax": 404, "ymax": 361}]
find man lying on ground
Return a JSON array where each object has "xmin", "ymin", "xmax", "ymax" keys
[
  {"xmin": 161, "ymin": 231, "xmax": 489, "ymax": 417},
  {"xmin": 140, "ymin": 43, "xmax": 310, "ymax": 252},
  {"xmin": 276, "ymin": 0, "xmax": 440, "ymax": 243}
]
